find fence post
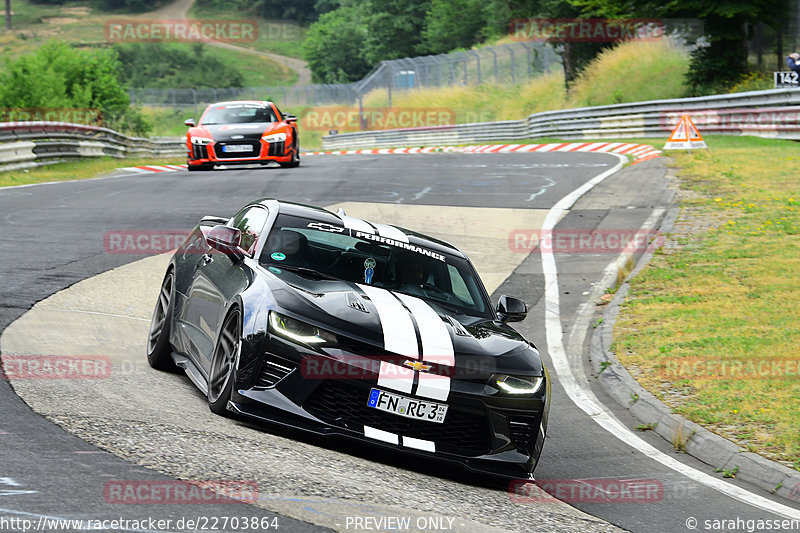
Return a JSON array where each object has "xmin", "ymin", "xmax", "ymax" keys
[
  {"xmin": 519, "ymin": 42, "xmax": 532, "ymax": 79},
  {"xmin": 468, "ymin": 51, "xmax": 481, "ymax": 85},
  {"xmin": 487, "ymin": 47, "xmax": 499, "ymax": 83},
  {"xmin": 503, "ymin": 44, "xmax": 516, "ymax": 85}
]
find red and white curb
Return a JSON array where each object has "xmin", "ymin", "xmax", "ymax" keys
[
  {"xmin": 121, "ymin": 143, "xmax": 661, "ymax": 174},
  {"xmin": 302, "ymin": 142, "xmax": 661, "ymax": 164},
  {"xmin": 120, "ymin": 164, "xmax": 187, "ymax": 173}
]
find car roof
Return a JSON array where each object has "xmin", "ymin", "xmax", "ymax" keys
[
  {"xmin": 206, "ymin": 100, "xmax": 275, "ymax": 107},
  {"xmin": 253, "ymin": 198, "xmax": 467, "ymax": 259}
]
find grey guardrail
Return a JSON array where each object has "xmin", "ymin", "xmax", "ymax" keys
[
  {"xmin": 0, "ymin": 122, "xmax": 185, "ymax": 172},
  {"xmin": 322, "ymin": 88, "xmax": 800, "ymax": 149}
]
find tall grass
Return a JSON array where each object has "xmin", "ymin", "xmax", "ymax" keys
[{"xmin": 567, "ymin": 39, "xmax": 690, "ymax": 107}]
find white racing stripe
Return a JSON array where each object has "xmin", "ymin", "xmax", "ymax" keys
[
  {"xmin": 358, "ymin": 285, "xmax": 418, "ymax": 357},
  {"xmin": 364, "ymin": 425, "xmax": 399, "ymax": 445},
  {"xmin": 402, "ymin": 436, "xmax": 436, "ymax": 453},
  {"xmin": 373, "ymin": 223, "xmax": 409, "ymax": 243},
  {"xmin": 394, "ymin": 294, "xmax": 454, "ymax": 363},
  {"xmin": 416, "ymin": 372, "xmax": 450, "ymax": 401},
  {"xmin": 542, "ymin": 153, "xmax": 800, "ymax": 520},
  {"xmin": 340, "ymin": 215, "xmax": 375, "ymax": 234},
  {"xmin": 377, "ymin": 361, "xmax": 414, "ymax": 394}
]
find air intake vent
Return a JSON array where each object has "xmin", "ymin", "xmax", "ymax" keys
[
  {"xmin": 254, "ymin": 356, "xmax": 297, "ymax": 388},
  {"xmin": 444, "ymin": 315, "xmax": 470, "ymax": 336},
  {"xmin": 346, "ymin": 291, "xmax": 369, "ymax": 313}
]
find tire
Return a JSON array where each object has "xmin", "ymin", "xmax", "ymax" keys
[
  {"xmin": 208, "ymin": 307, "xmax": 241, "ymax": 416},
  {"xmin": 188, "ymin": 163, "xmax": 213, "ymax": 171},
  {"xmin": 147, "ymin": 269, "xmax": 179, "ymax": 371},
  {"xmin": 279, "ymin": 140, "xmax": 300, "ymax": 168}
]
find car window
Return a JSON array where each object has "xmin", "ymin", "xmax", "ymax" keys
[
  {"xmin": 228, "ymin": 206, "xmax": 270, "ymax": 256},
  {"xmin": 201, "ymin": 104, "xmax": 277, "ymax": 125},
  {"xmin": 260, "ymin": 214, "xmax": 491, "ymax": 317}
]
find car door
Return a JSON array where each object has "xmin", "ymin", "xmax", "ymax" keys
[{"xmin": 182, "ymin": 205, "xmax": 270, "ymax": 375}]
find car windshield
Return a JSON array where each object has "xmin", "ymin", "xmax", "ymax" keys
[
  {"xmin": 260, "ymin": 214, "xmax": 492, "ymax": 318},
  {"xmin": 201, "ymin": 104, "xmax": 277, "ymax": 125}
]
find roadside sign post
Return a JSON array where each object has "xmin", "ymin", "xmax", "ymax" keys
[{"xmin": 663, "ymin": 114, "xmax": 707, "ymax": 153}]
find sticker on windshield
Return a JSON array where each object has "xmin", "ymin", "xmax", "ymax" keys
[
  {"xmin": 364, "ymin": 257, "xmax": 376, "ymax": 284},
  {"xmin": 271, "ymin": 252, "xmax": 286, "ymax": 261},
  {"xmin": 268, "ymin": 267, "xmax": 282, "ymax": 274}
]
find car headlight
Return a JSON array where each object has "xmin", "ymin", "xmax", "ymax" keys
[
  {"xmin": 492, "ymin": 374, "xmax": 544, "ymax": 395},
  {"xmin": 268, "ymin": 311, "xmax": 337, "ymax": 347},
  {"xmin": 191, "ymin": 136, "xmax": 213, "ymax": 145},
  {"xmin": 262, "ymin": 132, "xmax": 287, "ymax": 143}
]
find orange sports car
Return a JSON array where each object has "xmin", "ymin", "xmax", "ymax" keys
[{"xmin": 184, "ymin": 101, "xmax": 300, "ymax": 171}]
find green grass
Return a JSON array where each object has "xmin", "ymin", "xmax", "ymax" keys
[
  {"xmin": 0, "ymin": 156, "xmax": 184, "ymax": 187},
  {"xmin": 613, "ymin": 134, "xmax": 800, "ymax": 468},
  {"xmin": 0, "ymin": 0, "xmax": 296, "ymax": 86}
]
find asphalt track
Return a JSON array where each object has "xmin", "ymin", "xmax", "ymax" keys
[{"xmin": 1, "ymin": 152, "xmax": 798, "ymax": 532}]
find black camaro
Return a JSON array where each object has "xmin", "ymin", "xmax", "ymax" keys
[{"xmin": 147, "ymin": 199, "xmax": 550, "ymax": 478}]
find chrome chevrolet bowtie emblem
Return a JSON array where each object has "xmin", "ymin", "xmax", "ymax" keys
[{"xmin": 403, "ymin": 360, "xmax": 432, "ymax": 372}]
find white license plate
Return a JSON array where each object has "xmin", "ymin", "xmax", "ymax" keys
[
  {"xmin": 222, "ymin": 144, "xmax": 252, "ymax": 153},
  {"xmin": 367, "ymin": 388, "xmax": 447, "ymax": 423}
]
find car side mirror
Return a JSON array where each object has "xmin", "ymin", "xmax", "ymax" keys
[
  {"xmin": 284, "ymin": 114, "xmax": 297, "ymax": 123},
  {"xmin": 206, "ymin": 225, "xmax": 244, "ymax": 260},
  {"xmin": 184, "ymin": 118, "xmax": 196, "ymax": 127},
  {"xmin": 497, "ymin": 295, "xmax": 527, "ymax": 323}
]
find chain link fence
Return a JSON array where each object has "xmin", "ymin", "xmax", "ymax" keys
[{"xmin": 129, "ymin": 41, "xmax": 562, "ymax": 113}]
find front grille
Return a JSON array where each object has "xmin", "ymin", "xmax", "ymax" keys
[
  {"xmin": 304, "ymin": 380, "xmax": 491, "ymax": 455},
  {"xmin": 254, "ymin": 355, "xmax": 298, "ymax": 388},
  {"xmin": 267, "ymin": 141, "xmax": 285, "ymax": 157},
  {"xmin": 214, "ymin": 142, "xmax": 260, "ymax": 159},
  {"xmin": 192, "ymin": 145, "xmax": 208, "ymax": 159},
  {"xmin": 509, "ymin": 417, "xmax": 537, "ymax": 454}
]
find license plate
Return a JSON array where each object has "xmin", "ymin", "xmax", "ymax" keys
[
  {"xmin": 222, "ymin": 144, "xmax": 252, "ymax": 153},
  {"xmin": 367, "ymin": 388, "xmax": 447, "ymax": 423}
]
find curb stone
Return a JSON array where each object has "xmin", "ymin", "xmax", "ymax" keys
[{"xmin": 588, "ymin": 185, "xmax": 800, "ymax": 504}]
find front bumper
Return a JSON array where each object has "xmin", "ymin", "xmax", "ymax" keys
[
  {"xmin": 231, "ymin": 336, "xmax": 549, "ymax": 479},
  {"xmin": 187, "ymin": 139, "xmax": 293, "ymax": 167}
]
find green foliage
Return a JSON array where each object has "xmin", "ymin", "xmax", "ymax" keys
[
  {"xmin": 89, "ymin": 0, "xmax": 164, "ymax": 12},
  {"xmin": 194, "ymin": 0, "xmax": 334, "ymax": 25},
  {"xmin": 423, "ymin": 0, "xmax": 487, "ymax": 54},
  {"xmin": 0, "ymin": 41, "xmax": 151, "ymax": 135},
  {"xmin": 113, "ymin": 43, "xmax": 244, "ymax": 89},
  {"xmin": 571, "ymin": 0, "xmax": 791, "ymax": 94},
  {"xmin": 303, "ymin": 6, "xmax": 371, "ymax": 83},
  {"xmin": 0, "ymin": 41, "xmax": 128, "ymax": 113}
]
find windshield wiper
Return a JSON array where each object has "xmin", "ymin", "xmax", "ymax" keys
[{"xmin": 268, "ymin": 264, "xmax": 340, "ymax": 281}]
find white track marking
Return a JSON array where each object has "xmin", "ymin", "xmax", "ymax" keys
[{"xmin": 542, "ymin": 153, "xmax": 800, "ymax": 519}]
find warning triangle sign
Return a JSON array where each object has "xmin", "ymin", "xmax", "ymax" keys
[{"xmin": 663, "ymin": 114, "xmax": 707, "ymax": 150}]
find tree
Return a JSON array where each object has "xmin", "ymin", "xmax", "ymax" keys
[
  {"xmin": 5, "ymin": 0, "xmax": 10, "ymax": 31},
  {"xmin": 571, "ymin": 0, "xmax": 792, "ymax": 94},
  {"xmin": 303, "ymin": 6, "xmax": 372, "ymax": 83},
  {"xmin": 363, "ymin": 0, "xmax": 431, "ymax": 62},
  {"xmin": 423, "ymin": 0, "xmax": 487, "ymax": 54}
]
